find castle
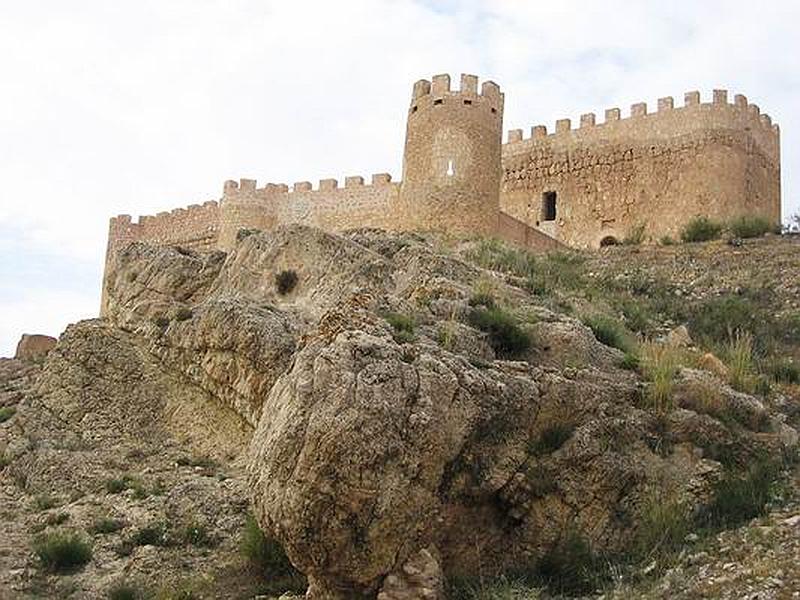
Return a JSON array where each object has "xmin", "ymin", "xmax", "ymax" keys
[{"xmin": 104, "ymin": 72, "xmax": 781, "ymax": 273}]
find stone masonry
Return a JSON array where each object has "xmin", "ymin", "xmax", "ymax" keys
[{"xmin": 102, "ymin": 74, "xmax": 781, "ymax": 308}]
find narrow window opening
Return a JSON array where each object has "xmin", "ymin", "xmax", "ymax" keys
[
  {"xmin": 542, "ymin": 191, "xmax": 557, "ymax": 221},
  {"xmin": 463, "ymin": 99, "xmax": 472, "ymax": 105},
  {"xmin": 446, "ymin": 159, "xmax": 455, "ymax": 177},
  {"xmin": 491, "ymin": 107, "xmax": 497, "ymax": 114},
  {"xmin": 411, "ymin": 105, "xmax": 418, "ymax": 113},
  {"xmin": 433, "ymin": 98, "xmax": 444, "ymax": 105}
]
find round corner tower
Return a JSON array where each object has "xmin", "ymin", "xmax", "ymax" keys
[{"xmin": 398, "ymin": 73, "xmax": 504, "ymax": 236}]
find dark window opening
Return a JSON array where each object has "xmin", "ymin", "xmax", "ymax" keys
[
  {"xmin": 542, "ymin": 191, "xmax": 557, "ymax": 221},
  {"xmin": 491, "ymin": 107, "xmax": 497, "ymax": 114},
  {"xmin": 411, "ymin": 105, "xmax": 418, "ymax": 113},
  {"xmin": 463, "ymin": 99, "xmax": 472, "ymax": 105},
  {"xmin": 433, "ymin": 99, "xmax": 444, "ymax": 105}
]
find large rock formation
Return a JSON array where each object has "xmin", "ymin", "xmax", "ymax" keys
[
  {"xmin": 94, "ymin": 225, "xmax": 798, "ymax": 598},
  {"xmin": 14, "ymin": 334, "xmax": 56, "ymax": 362}
]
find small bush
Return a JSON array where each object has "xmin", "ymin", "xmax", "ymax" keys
[
  {"xmin": 641, "ymin": 343, "xmax": 680, "ymax": 414},
  {"xmin": 105, "ymin": 477, "xmax": 130, "ymax": 494},
  {"xmin": 623, "ymin": 223, "xmax": 646, "ymax": 245},
  {"xmin": 0, "ymin": 406, "xmax": 17, "ymax": 423},
  {"xmin": 34, "ymin": 493, "xmax": 57, "ymax": 511},
  {"xmin": 536, "ymin": 527, "xmax": 599, "ymax": 595},
  {"xmin": 633, "ymin": 493, "xmax": 690, "ymax": 563},
  {"xmin": 680, "ymin": 216, "xmax": 723, "ymax": 243},
  {"xmin": 109, "ymin": 584, "xmax": 140, "ymax": 600},
  {"xmin": 700, "ymin": 460, "xmax": 781, "ymax": 528},
  {"xmin": 275, "ymin": 269, "xmax": 298, "ymax": 295},
  {"xmin": 618, "ymin": 352, "xmax": 640, "ymax": 371},
  {"xmin": 725, "ymin": 330, "xmax": 756, "ymax": 393},
  {"xmin": 46, "ymin": 512, "xmax": 70, "ymax": 526},
  {"xmin": 689, "ymin": 294, "xmax": 760, "ymax": 347},
  {"xmin": 469, "ymin": 307, "xmax": 531, "ymax": 358},
  {"xmin": 132, "ymin": 523, "xmax": 168, "ymax": 547},
  {"xmin": 529, "ymin": 423, "xmax": 574, "ymax": 456},
  {"xmin": 468, "ymin": 292, "xmax": 496, "ymax": 309},
  {"xmin": 153, "ymin": 315, "xmax": 170, "ymax": 328},
  {"xmin": 241, "ymin": 515, "xmax": 305, "ymax": 592},
  {"xmin": 729, "ymin": 215, "xmax": 772, "ymax": 239},
  {"xmin": 583, "ymin": 315, "xmax": 632, "ymax": 353},
  {"xmin": 90, "ymin": 517, "xmax": 125, "ymax": 535},
  {"xmin": 33, "ymin": 531, "xmax": 92, "ymax": 572},
  {"xmin": 183, "ymin": 522, "xmax": 213, "ymax": 547},
  {"xmin": 384, "ymin": 312, "xmax": 416, "ymax": 344},
  {"xmin": 0, "ymin": 452, "xmax": 10, "ymax": 469},
  {"xmin": 766, "ymin": 359, "xmax": 800, "ymax": 384},
  {"xmin": 659, "ymin": 235, "xmax": 675, "ymax": 246},
  {"xmin": 174, "ymin": 307, "xmax": 193, "ymax": 321}
]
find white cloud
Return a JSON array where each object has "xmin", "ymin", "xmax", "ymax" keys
[{"xmin": 0, "ymin": 0, "xmax": 798, "ymax": 355}]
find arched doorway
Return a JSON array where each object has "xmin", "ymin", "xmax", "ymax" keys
[{"xmin": 599, "ymin": 235, "xmax": 619, "ymax": 247}]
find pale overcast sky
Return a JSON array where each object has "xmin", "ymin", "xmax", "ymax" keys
[{"xmin": 1, "ymin": 1, "xmax": 798, "ymax": 356}]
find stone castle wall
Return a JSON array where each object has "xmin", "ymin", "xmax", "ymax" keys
[
  {"xmin": 500, "ymin": 90, "xmax": 780, "ymax": 248},
  {"xmin": 217, "ymin": 174, "xmax": 399, "ymax": 250}
]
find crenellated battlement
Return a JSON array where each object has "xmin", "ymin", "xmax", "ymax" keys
[
  {"xmin": 504, "ymin": 89, "xmax": 780, "ymax": 162},
  {"xmin": 221, "ymin": 172, "xmax": 396, "ymax": 201},
  {"xmin": 408, "ymin": 73, "xmax": 504, "ymax": 120}
]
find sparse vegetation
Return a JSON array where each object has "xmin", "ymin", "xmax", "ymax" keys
[
  {"xmin": 680, "ymin": 216, "xmax": 723, "ymax": 242},
  {"xmin": 132, "ymin": 523, "xmax": 168, "ymax": 547},
  {"xmin": 724, "ymin": 330, "xmax": 756, "ymax": 393},
  {"xmin": 659, "ymin": 235, "xmax": 675, "ymax": 246},
  {"xmin": 90, "ymin": 517, "xmax": 125, "ymax": 535},
  {"xmin": 153, "ymin": 315, "xmax": 170, "ymax": 328},
  {"xmin": 641, "ymin": 343, "xmax": 680, "ymax": 414},
  {"xmin": 34, "ymin": 493, "xmax": 57, "ymax": 511},
  {"xmin": 241, "ymin": 515, "xmax": 306, "ymax": 593},
  {"xmin": 384, "ymin": 311, "xmax": 416, "ymax": 343},
  {"xmin": 183, "ymin": 522, "xmax": 213, "ymax": 547},
  {"xmin": 583, "ymin": 314, "xmax": 633, "ymax": 353},
  {"xmin": 623, "ymin": 223, "xmax": 646, "ymax": 245},
  {"xmin": 46, "ymin": 512, "xmax": 70, "ymax": 527},
  {"xmin": 109, "ymin": 584, "xmax": 140, "ymax": 600},
  {"xmin": 33, "ymin": 531, "xmax": 92, "ymax": 572},
  {"xmin": 700, "ymin": 460, "xmax": 782, "ymax": 528},
  {"xmin": 536, "ymin": 527, "xmax": 599, "ymax": 595},
  {"xmin": 468, "ymin": 307, "xmax": 531, "ymax": 358},
  {"xmin": 275, "ymin": 269, "xmax": 299, "ymax": 295},
  {"xmin": 0, "ymin": 406, "xmax": 17, "ymax": 422},
  {"xmin": 632, "ymin": 492, "xmax": 691, "ymax": 563},
  {"xmin": 174, "ymin": 307, "xmax": 193, "ymax": 321},
  {"xmin": 766, "ymin": 358, "xmax": 800, "ymax": 384},
  {"xmin": 728, "ymin": 215, "xmax": 772, "ymax": 239}
]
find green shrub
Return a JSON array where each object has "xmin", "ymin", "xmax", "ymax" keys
[
  {"xmin": 632, "ymin": 494, "xmax": 690, "ymax": 563},
  {"xmin": 529, "ymin": 423, "xmax": 574, "ymax": 456},
  {"xmin": 583, "ymin": 315, "xmax": 632, "ymax": 353},
  {"xmin": 689, "ymin": 293, "xmax": 762, "ymax": 347},
  {"xmin": 183, "ymin": 522, "xmax": 213, "ymax": 547},
  {"xmin": 641, "ymin": 343, "xmax": 680, "ymax": 415},
  {"xmin": 105, "ymin": 477, "xmax": 130, "ymax": 494},
  {"xmin": 729, "ymin": 215, "xmax": 772, "ymax": 239},
  {"xmin": 468, "ymin": 292, "xmax": 496, "ymax": 309},
  {"xmin": 153, "ymin": 315, "xmax": 170, "ymax": 328},
  {"xmin": 536, "ymin": 527, "xmax": 598, "ymax": 595},
  {"xmin": 680, "ymin": 216, "xmax": 723, "ymax": 243},
  {"xmin": 446, "ymin": 575, "xmax": 541, "ymax": 600},
  {"xmin": 46, "ymin": 512, "xmax": 70, "ymax": 526},
  {"xmin": 700, "ymin": 460, "xmax": 781, "ymax": 528},
  {"xmin": 767, "ymin": 359, "xmax": 800, "ymax": 384},
  {"xmin": 384, "ymin": 312, "xmax": 416, "ymax": 344},
  {"xmin": 34, "ymin": 493, "xmax": 57, "ymax": 511},
  {"xmin": 33, "ymin": 531, "xmax": 92, "ymax": 572},
  {"xmin": 0, "ymin": 452, "xmax": 10, "ymax": 469},
  {"xmin": 724, "ymin": 330, "xmax": 756, "ymax": 393},
  {"xmin": 0, "ymin": 406, "xmax": 16, "ymax": 423},
  {"xmin": 275, "ymin": 269, "xmax": 299, "ymax": 295},
  {"xmin": 174, "ymin": 307, "xmax": 193, "ymax": 321},
  {"xmin": 241, "ymin": 515, "xmax": 305, "ymax": 592},
  {"xmin": 618, "ymin": 352, "xmax": 641, "ymax": 371},
  {"xmin": 109, "ymin": 584, "xmax": 140, "ymax": 600},
  {"xmin": 132, "ymin": 523, "xmax": 167, "ymax": 547},
  {"xmin": 90, "ymin": 517, "xmax": 125, "ymax": 535},
  {"xmin": 469, "ymin": 307, "xmax": 531, "ymax": 358},
  {"xmin": 623, "ymin": 223, "xmax": 646, "ymax": 245},
  {"xmin": 659, "ymin": 235, "xmax": 675, "ymax": 246}
]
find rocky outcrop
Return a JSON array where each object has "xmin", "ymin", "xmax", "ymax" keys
[
  {"xmin": 10, "ymin": 226, "xmax": 797, "ymax": 599},
  {"xmin": 14, "ymin": 334, "xmax": 57, "ymax": 362}
]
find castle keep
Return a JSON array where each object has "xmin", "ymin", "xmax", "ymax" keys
[{"xmin": 104, "ymin": 72, "xmax": 781, "ymax": 273}]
